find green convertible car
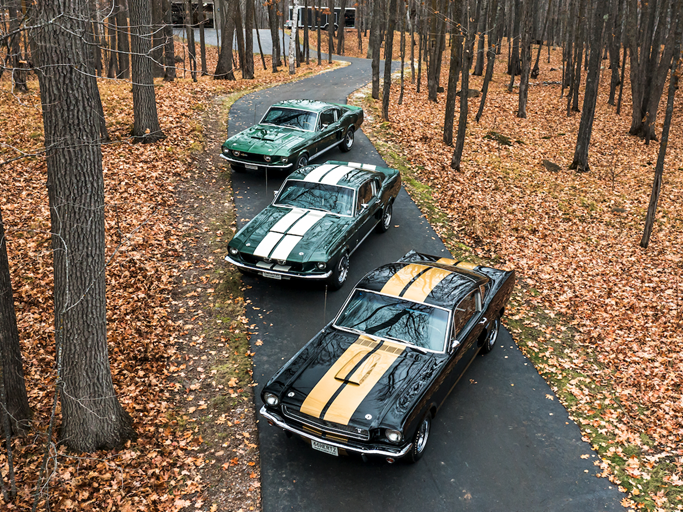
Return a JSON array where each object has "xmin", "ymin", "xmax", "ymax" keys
[
  {"xmin": 220, "ymin": 100, "xmax": 364, "ymax": 173},
  {"xmin": 225, "ymin": 161, "xmax": 401, "ymax": 289}
]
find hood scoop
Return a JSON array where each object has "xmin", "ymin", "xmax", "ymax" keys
[{"xmin": 335, "ymin": 353, "xmax": 381, "ymax": 386}]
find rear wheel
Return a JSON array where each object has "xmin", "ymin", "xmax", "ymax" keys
[
  {"xmin": 481, "ymin": 316, "xmax": 500, "ymax": 354},
  {"xmin": 407, "ymin": 412, "xmax": 432, "ymax": 463},
  {"xmin": 376, "ymin": 201, "xmax": 393, "ymax": 233},
  {"xmin": 340, "ymin": 128, "xmax": 355, "ymax": 152},
  {"xmin": 327, "ymin": 253, "xmax": 349, "ymax": 291}
]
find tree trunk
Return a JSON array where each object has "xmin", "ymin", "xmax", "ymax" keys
[
  {"xmin": 33, "ymin": 0, "xmax": 136, "ymax": 452},
  {"xmin": 0, "ymin": 208, "xmax": 31, "ymax": 437},
  {"xmin": 328, "ymin": 4, "xmax": 335, "ymax": 61},
  {"xmin": 289, "ymin": 0, "xmax": 299, "ymax": 73},
  {"xmin": 616, "ymin": 46, "xmax": 627, "ymax": 114},
  {"xmin": 427, "ymin": 0, "xmax": 448, "ymax": 101},
  {"xmin": 337, "ymin": 0, "xmax": 347, "ymax": 54},
  {"xmin": 216, "ymin": 0, "xmax": 238, "ymax": 78},
  {"xmin": 607, "ymin": 0, "xmax": 621, "ymax": 105},
  {"xmin": 517, "ymin": 0, "xmax": 532, "ymax": 118},
  {"xmin": 185, "ymin": 0, "xmax": 197, "ymax": 80},
  {"xmin": 107, "ymin": 7, "xmax": 119, "ymax": 79},
  {"xmin": 199, "ymin": 0, "xmax": 208, "ymax": 75},
  {"xmin": 398, "ymin": 0, "xmax": 406, "ymax": 104},
  {"xmin": 451, "ymin": 23, "xmax": 474, "ymax": 170},
  {"xmin": 357, "ymin": 0, "xmax": 363, "ymax": 55},
  {"xmin": 444, "ymin": 0, "xmax": 464, "ymax": 145},
  {"xmin": 531, "ymin": 0, "xmax": 552, "ymax": 79},
  {"xmin": 382, "ymin": 0, "xmax": 397, "ymax": 119},
  {"xmin": 163, "ymin": 0, "xmax": 177, "ymax": 81},
  {"xmin": 234, "ymin": 0, "xmax": 247, "ymax": 74},
  {"xmin": 85, "ymin": 20, "xmax": 110, "ymax": 142},
  {"xmin": 269, "ymin": 0, "xmax": 280, "ymax": 70},
  {"xmin": 254, "ymin": 0, "xmax": 267, "ymax": 70},
  {"xmin": 473, "ymin": 0, "xmax": 486, "ymax": 76},
  {"xmin": 641, "ymin": 0, "xmax": 681, "ymax": 247},
  {"xmin": 115, "ymin": 0, "xmax": 130, "ymax": 79},
  {"xmin": 130, "ymin": 0, "xmax": 165, "ymax": 142},
  {"xmin": 245, "ymin": 0, "xmax": 256, "ymax": 77},
  {"xmin": 476, "ymin": 0, "xmax": 500, "ymax": 122},
  {"xmin": 371, "ymin": 0, "xmax": 382, "ymax": 98},
  {"xmin": 151, "ymin": 0, "xmax": 165, "ymax": 77},
  {"xmin": 507, "ymin": 0, "xmax": 521, "ymax": 80},
  {"xmin": 569, "ymin": 0, "xmax": 607, "ymax": 172},
  {"xmin": 317, "ymin": 1, "xmax": 322, "ymax": 65}
]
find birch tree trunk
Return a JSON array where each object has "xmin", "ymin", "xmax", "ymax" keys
[{"xmin": 289, "ymin": 0, "xmax": 299, "ymax": 73}]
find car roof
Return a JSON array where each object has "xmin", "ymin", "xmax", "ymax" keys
[
  {"xmin": 271, "ymin": 100, "xmax": 339, "ymax": 113},
  {"xmin": 356, "ymin": 255, "xmax": 489, "ymax": 310},
  {"xmin": 288, "ymin": 162, "xmax": 383, "ymax": 189}
]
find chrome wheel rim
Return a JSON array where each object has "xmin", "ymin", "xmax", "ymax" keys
[
  {"xmin": 383, "ymin": 203, "xmax": 392, "ymax": 230},
  {"xmin": 345, "ymin": 130, "xmax": 354, "ymax": 148},
  {"xmin": 297, "ymin": 155, "xmax": 308, "ymax": 169},
  {"xmin": 416, "ymin": 417, "xmax": 430, "ymax": 454},
  {"xmin": 337, "ymin": 255, "xmax": 349, "ymax": 284},
  {"xmin": 487, "ymin": 318, "xmax": 499, "ymax": 349}
]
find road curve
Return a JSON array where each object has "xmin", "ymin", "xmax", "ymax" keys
[{"xmin": 226, "ymin": 56, "xmax": 624, "ymax": 511}]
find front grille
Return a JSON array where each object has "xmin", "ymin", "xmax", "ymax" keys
[
  {"xmin": 283, "ymin": 405, "xmax": 370, "ymax": 441},
  {"xmin": 237, "ymin": 151, "xmax": 272, "ymax": 163},
  {"xmin": 241, "ymin": 254, "xmax": 303, "ymax": 272}
]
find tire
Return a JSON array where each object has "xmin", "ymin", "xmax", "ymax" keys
[
  {"xmin": 481, "ymin": 316, "xmax": 500, "ymax": 354},
  {"xmin": 340, "ymin": 127, "xmax": 355, "ymax": 152},
  {"xmin": 327, "ymin": 253, "xmax": 349, "ymax": 291},
  {"xmin": 295, "ymin": 153, "xmax": 309, "ymax": 170},
  {"xmin": 376, "ymin": 201, "xmax": 393, "ymax": 233},
  {"xmin": 407, "ymin": 412, "xmax": 432, "ymax": 463},
  {"xmin": 232, "ymin": 164, "xmax": 246, "ymax": 173}
]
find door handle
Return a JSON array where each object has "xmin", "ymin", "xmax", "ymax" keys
[{"xmin": 478, "ymin": 317, "xmax": 487, "ymax": 325}]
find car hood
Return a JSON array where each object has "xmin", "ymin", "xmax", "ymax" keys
[
  {"xmin": 232, "ymin": 206, "xmax": 354, "ymax": 263},
  {"xmin": 279, "ymin": 328, "xmax": 434, "ymax": 430},
  {"xmin": 224, "ymin": 125, "xmax": 309, "ymax": 155}
]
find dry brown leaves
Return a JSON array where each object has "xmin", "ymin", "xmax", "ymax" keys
[
  {"xmin": 356, "ymin": 44, "xmax": 682, "ymax": 509},
  {"xmin": 0, "ymin": 50, "xmax": 336, "ymax": 510}
]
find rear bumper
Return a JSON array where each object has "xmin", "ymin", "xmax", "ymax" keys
[
  {"xmin": 260, "ymin": 406, "xmax": 413, "ymax": 458},
  {"xmin": 224, "ymin": 254, "xmax": 332, "ymax": 280},
  {"xmin": 219, "ymin": 153, "xmax": 294, "ymax": 170}
]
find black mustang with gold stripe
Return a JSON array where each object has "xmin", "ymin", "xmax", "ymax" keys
[{"xmin": 260, "ymin": 251, "xmax": 515, "ymax": 463}]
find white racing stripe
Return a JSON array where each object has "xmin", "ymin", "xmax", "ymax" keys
[
  {"xmin": 347, "ymin": 162, "xmax": 376, "ymax": 171},
  {"xmin": 270, "ymin": 235, "xmax": 303, "ymax": 260},
  {"xmin": 304, "ymin": 164, "xmax": 337, "ymax": 182},
  {"xmin": 320, "ymin": 166, "xmax": 352, "ymax": 185},
  {"xmin": 271, "ymin": 208, "xmax": 307, "ymax": 233},
  {"xmin": 253, "ymin": 232, "xmax": 284, "ymax": 258},
  {"xmin": 288, "ymin": 211, "xmax": 326, "ymax": 236}
]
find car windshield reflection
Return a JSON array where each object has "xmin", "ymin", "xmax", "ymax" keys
[
  {"xmin": 334, "ymin": 290, "xmax": 450, "ymax": 352},
  {"xmin": 275, "ymin": 180, "xmax": 354, "ymax": 216},
  {"xmin": 261, "ymin": 107, "xmax": 317, "ymax": 131}
]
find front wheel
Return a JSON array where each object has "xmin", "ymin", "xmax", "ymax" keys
[
  {"xmin": 295, "ymin": 153, "xmax": 309, "ymax": 170},
  {"xmin": 340, "ymin": 128, "xmax": 354, "ymax": 152},
  {"xmin": 407, "ymin": 412, "xmax": 432, "ymax": 463},
  {"xmin": 481, "ymin": 316, "xmax": 500, "ymax": 354},
  {"xmin": 376, "ymin": 201, "xmax": 393, "ymax": 233},
  {"xmin": 327, "ymin": 253, "xmax": 349, "ymax": 291}
]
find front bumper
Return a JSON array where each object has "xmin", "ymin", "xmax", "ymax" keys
[
  {"xmin": 260, "ymin": 405, "xmax": 413, "ymax": 458},
  {"xmin": 219, "ymin": 153, "xmax": 294, "ymax": 170},
  {"xmin": 224, "ymin": 254, "xmax": 332, "ymax": 280}
]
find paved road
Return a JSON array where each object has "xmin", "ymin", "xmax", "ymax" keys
[
  {"xmin": 175, "ymin": 28, "xmax": 291, "ymax": 54},
  {"xmin": 226, "ymin": 56, "xmax": 625, "ymax": 511}
]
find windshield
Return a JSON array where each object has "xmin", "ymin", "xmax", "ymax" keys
[
  {"xmin": 261, "ymin": 107, "xmax": 317, "ymax": 131},
  {"xmin": 334, "ymin": 290, "xmax": 450, "ymax": 352},
  {"xmin": 275, "ymin": 180, "xmax": 354, "ymax": 216}
]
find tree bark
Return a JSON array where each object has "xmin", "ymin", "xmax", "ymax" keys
[
  {"xmin": 0, "ymin": 208, "xmax": 31, "ymax": 437},
  {"xmin": 451, "ymin": 21, "xmax": 474, "ymax": 170},
  {"xmin": 33, "ymin": 0, "xmax": 136, "ymax": 452},
  {"xmin": 337, "ymin": 0, "xmax": 347, "ymax": 54},
  {"xmin": 444, "ymin": 0, "xmax": 463, "ymax": 145},
  {"xmin": 269, "ymin": 0, "xmax": 280, "ymax": 70},
  {"xmin": 317, "ymin": 0, "xmax": 322, "ymax": 65},
  {"xmin": 289, "ymin": 0, "xmax": 299, "ymax": 73},
  {"xmin": 107, "ymin": 6, "xmax": 119, "ymax": 79},
  {"xmin": 199, "ymin": 0, "xmax": 208, "ymax": 75},
  {"xmin": 163, "ymin": 0, "xmax": 177, "ymax": 81},
  {"xmin": 328, "ymin": 3, "xmax": 335, "ymax": 61},
  {"xmin": 234, "ymin": 0, "xmax": 247, "ymax": 74},
  {"xmin": 641, "ymin": 0, "xmax": 681, "ymax": 247},
  {"xmin": 254, "ymin": 0, "xmax": 268, "ymax": 70},
  {"xmin": 130, "ymin": 0, "xmax": 165, "ymax": 142},
  {"xmin": 427, "ymin": 0, "xmax": 448, "ymax": 101},
  {"xmin": 476, "ymin": 0, "xmax": 500, "ymax": 122},
  {"xmin": 115, "ymin": 0, "xmax": 130, "ymax": 79},
  {"xmin": 215, "ymin": 0, "xmax": 238, "ymax": 78},
  {"xmin": 607, "ymin": 0, "xmax": 621, "ymax": 105},
  {"xmin": 473, "ymin": 0, "xmax": 486, "ymax": 76},
  {"xmin": 382, "ymin": 0, "xmax": 397, "ymax": 119},
  {"xmin": 244, "ymin": 0, "xmax": 255, "ymax": 77},
  {"xmin": 569, "ymin": 0, "xmax": 607, "ymax": 172},
  {"xmin": 371, "ymin": 0, "xmax": 382, "ymax": 98},
  {"xmin": 6, "ymin": 0, "xmax": 27, "ymax": 93},
  {"xmin": 517, "ymin": 0, "xmax": 532, "ymax": 118},
  {"xmin": 398, "ymin": 0, "xmax": 406, "ymax": 104},
  {"xmin": 151, "ymin": 0, "xmax": 165, "ymax": 77},
  {"xmin": 185, "ymin": 0, "xmax": 197, "ymax": 80},
  {"xmin": 531, "ymin": 0, "xmax": 552, "ymax": 79}
]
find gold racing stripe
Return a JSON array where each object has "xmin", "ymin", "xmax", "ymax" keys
[
  {"xmin": 299, "ymin": 336, "xmax": 378, "ymax": 418},
  {"xmin": 402, "ymin": 267, "xmax": 453, "ymax": 303},
  {"xmin": 437, "ymin": 257, "xmax": 457, "ymax": 265},
  {"xmin": 380, "ymin": 264, "xmax": 429, "ymax": 297},
  {"xmin": 438, "ymin": 257, "xmax": 478, "ymax": 270},
  {"xmin": 323, "ymin": 341, "xmax": 406, "ymax": 425}
]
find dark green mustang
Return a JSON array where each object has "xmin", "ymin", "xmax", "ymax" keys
[
  {"xmin": 225, "ymin": 161, "xmax": 401, "ymax": 289},
  {"xmin": 220, "ymin": 100, "xmax": 364, "ymax": 173}
]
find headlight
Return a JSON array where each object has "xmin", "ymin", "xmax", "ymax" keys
[
  {"xmin": 264, "ymin": 393, "xmax": 279, "ymax": 407},
  {"xmin": 385, "ymin": 429, "xmax": 402, "ymax": 443},
  {"xmin": 277, "ymin": 259, "xmax": 287, "ymax": 265},
  {"xmin": 222, "ymin": 148, "xmax": 230, "ymax": 155},
  {"xmin": 316, "ymin": 262, "xmax": 326, "ymax": 270},
  {"xmin": 282, "ymin": 157, "xmax": 288, "ymax": 163},
  {"xmin": 228, "ymin": 246, "xmax": 239, "ymax": 256},
  {"xmin": 264, "ymin": 155, "xmax": 272, "ymax": 162},
  {"xmin": 232, "ymin": 150, "xmax": 241, "ymax": 157}
]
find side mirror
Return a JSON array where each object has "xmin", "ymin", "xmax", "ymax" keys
[
  {"xmin": 361, "ymin": 203, "xmax": 369, "ymax": 210},
  {"xmin": 321, "ymin": 123, "xmax": 329, "ymax": 130},
  {"xmin": 273, "ymin": 190, "xmax": 279, "ymax": 198},
  {"xmin": 450, "ymin": 339, "xmax": 461, "ymax": 351}
]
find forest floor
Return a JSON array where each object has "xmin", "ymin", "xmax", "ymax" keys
[
  {"xmin": 0, "ymin": 47, "xmax": 339, "ymax": 511},
  {"xmin": 348, "ymin": 44, "xmax": 683, "ymax": 511}
]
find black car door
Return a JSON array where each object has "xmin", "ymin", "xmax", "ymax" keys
[
  {"xmin": 351, "ymin": 180, "xmax": 381, "ymax": 249},
  {"xmin": 315, "ymin": 109, "xmax": 339, "ymax": 155},
  {"xmin": 434, "ymin": 289, "xmax": 487, "ymax": 408}
]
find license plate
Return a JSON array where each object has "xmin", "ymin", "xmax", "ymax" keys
[
  {"xmin": 311, "ymin": 440, "xmax": 338, "ymax": 457},
  {"xmin": 245, "ymin": 164, "xmax": 259, "ymax": 170},
  {"xmin": 260, "ymin": 271, "xmax": 282, "ymax": 280}
]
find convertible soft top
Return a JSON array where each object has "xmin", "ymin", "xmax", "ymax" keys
[{"xmin": 357, "ymin": 251, "xmax": 489, "ymax": 309}]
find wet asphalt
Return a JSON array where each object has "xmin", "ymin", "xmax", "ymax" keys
[{"xmin": 226, "ymin": 55, "xmax": 625, "ymax": 511}]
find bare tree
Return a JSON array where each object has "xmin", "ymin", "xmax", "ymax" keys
[
  {"xmin": 476, "ymin": 0, "xmax": 500, "ymax": 122},
  {"xmin": 382, "ymin": 0, "xmax": 398, "ymax": 119},
  {"xmin": 531, "ymin": 0, "xmax": 553, "ymax": 79},
  {"xmin": 371, "ymin": 0, "xmax": 382, "ymax": 98},
  {"xmin": 115, "ymin": 0, "xmax": 130, "ymax": 79},
  {"xmin": 6, "ymin": 0, "xmax": 27, "ymax": 92},
  {"xmin": 33, "ymin": 0, "xmax": 136, "ymax": 452},
  {"xmin": 517, "ymin": 0, "xmax": 532, "ymax": 118},
  {"xmin": 216, "ymin": 0, "xmax": 238, "ymax": 78},
  {"xmin": 185, "ymin": 0, "xmax": 197, "ymax": 80},
  {"xmin": 444, "ymin": 0, "xmax": 464, "ymax": 145},
  {"xmin": 245, "ymin": 0, "xmax": 256, "ymax": 77},
  {"xmin": 162, "ymin": 0, "xmax": 176, "ymax": 81},
  {"xmin": 451, "ymin": 1, "xmax": 475, "ymax": 170},
  {"xmin": 337, "ymin": 0, "xmax": 347, "ymax": 53}
]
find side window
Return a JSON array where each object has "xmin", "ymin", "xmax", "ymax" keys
[
  {"xmin": 370, "ymin": 179, "xmax": 380, "ymax": 197},
  {"xmin": 453, "ymin": 291, "xmax": 480, "ymax": 338},
  {"xmin": 319, "ymin": 110, "xmax": 335, "ymax": 128},
  {"xmin": 356, "ymin": 182, "xmax": 372, "ymax": 212}
]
